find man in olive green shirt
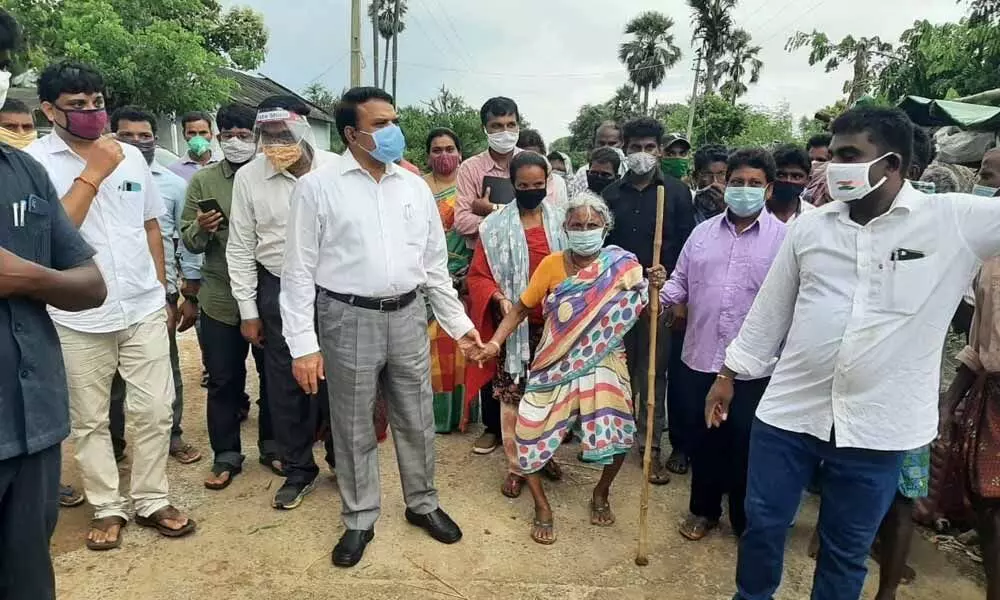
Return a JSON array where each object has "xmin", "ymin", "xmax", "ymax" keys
[{"xmin": 180, "ymin": 104, "xmax": 279, "ymax": 489}]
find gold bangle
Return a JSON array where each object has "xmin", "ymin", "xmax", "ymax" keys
[{"xmin": 74, "ymin": 175, "xmax": 99, "ymax": 194}]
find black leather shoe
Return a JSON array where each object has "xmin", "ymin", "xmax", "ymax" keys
[
  {"xmin": 404, "ymin": 508, "xmax": 462, "ymax": 544},
  {"xmin": 331, "ymin": 528, "xmax": 375, "ymax": 567}
]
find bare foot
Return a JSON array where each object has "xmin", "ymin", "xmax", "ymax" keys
[{"xmin": 591, "ymin": 491, "xmax": 616, "ymax": 526}]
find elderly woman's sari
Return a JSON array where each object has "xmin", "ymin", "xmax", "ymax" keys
[{"xmin": 514, "ymin": 246, "xmax": 648, "ymax": 474}]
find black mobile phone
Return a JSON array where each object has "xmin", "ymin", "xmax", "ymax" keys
[
  {"xmin": 197, "ymin": 199, "xmax": 229, "ymax": 229},
  {"xmin": 481, "ymin": 176, "xmax": 516, "ymax": 205}
]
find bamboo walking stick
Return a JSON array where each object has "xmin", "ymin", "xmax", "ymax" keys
[{"xmin": 635, "ymin": 185, "xmax": 666, "ymax": 566}]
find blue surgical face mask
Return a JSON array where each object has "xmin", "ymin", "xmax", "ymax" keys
[
  {"xmin": 973, "ymin": 183, "xmax": 1000, "ymax": 198},
  {"xmin": 724, "ymin": 186, "xmax": 767, "ymax": 217},
  {"xmin": 360, "ymin": 123, "xmax": 406, "ymax": 165},
  {"xmin": 566, "ymin": 229, "xmax": 606, "ymax": 256}
]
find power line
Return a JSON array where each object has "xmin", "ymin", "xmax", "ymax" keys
[
  {"xmin": 753, "ymin": 0, "xmax": 831, "ymax": 47},
  {"xmin": 396, "ymin": 59, "xmax": 682, "ymax": 81},
  {"xmin": 419, "ymin": 0, "xmax": 473, "ymax": 70},
  {"xmin": 307, "ymin": 52, "xmax": 352, "ymax": 85},
  {"xmin": 408, "ymin": 11, "xmax": 458, "ymax": 64}
]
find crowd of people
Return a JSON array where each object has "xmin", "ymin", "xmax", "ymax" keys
[{"xmin": 3, "ymin": 7, "xmax": 1000, "ymax": 600}]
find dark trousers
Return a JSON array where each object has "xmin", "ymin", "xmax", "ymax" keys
[
  {"xmin": 202, "ymin": 313, "xmax": 273, "ymax": 470},
  {"xmin": 687, "ymin": 369, "xmax": 768, "ymax": 535},
  {"xmin": 258, "ymin": 266, "xmax": 327, "ymax": 484},
  {"xmin": 481, "ymin": 380, "xmax": 500, "ymax": 436},
  {"xmin": 666, "ymin": 331, "xmax": 700, "ymax": 456},
  {"xmin": 0, "ymin": 444, "xmax": 60, "ymax": 600},
  {"xmin": 735, "ymin": 420, "xmax": 904, "ymax": 600},
  {"xmin": 624, "ymin": 311, "xmax": 669, "ymax": 451}
]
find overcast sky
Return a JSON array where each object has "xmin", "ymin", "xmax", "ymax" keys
[{"xmin": 223, "ymin": 0, "xmax": 968, "ymax": 143}]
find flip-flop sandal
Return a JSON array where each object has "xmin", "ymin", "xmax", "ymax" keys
[
  {"xmin": 531, "ymin": 518, "xmax": 557, "ymax": 545},
  {"xmin": 135, "ymin": 505, "xmax": 197, "ymax": 538},
  {"xmin": 169, "ymin": 444, "xmax": 202, "ymax": 465},
  {"xmin": 665, "ymin": 451, "xmax": 690, "ymax": 475},
  {"xmin": 259, "ymin": 455, "xmax": 285, "ymax": 477},
  {"xmin": 59, "ymin": 484, "xmax": 85, "ymax": 508},
  {"xmin": 590, "ymin": 499, "xmax": 616, "ymax": 526},
  {"xmin": 86, "ymin": 516, "xmax": 126, "ymax": 551},
  {"xmin": 204, "ymin": 463, "xmax": 240, "ymax": 490},
  {"xmin": 541, "ymin": 460, "xmax": 563, "ymax": 482},
  {"xmin": 679, "ymin": 515, "xmax": 718, "ymax": 541},
  {"xmin": 501, "ymin": 473, "xmax": 524, "ymax": 499},
  {"xmin": 649, "ymin": 462, "xmax": 672, "ymax": 485}
]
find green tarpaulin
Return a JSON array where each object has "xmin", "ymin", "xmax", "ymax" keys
[{"xmin": 898, "ymin": 96, "xmax": 1000, "ymax": 131}]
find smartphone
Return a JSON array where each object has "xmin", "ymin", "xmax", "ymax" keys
[
  {"xmin": 481, "ymin": 176, "xmax": 516, "ymax": 205},
  {"xmin": 197, "ymin": 199, "xmax": 229, "ymax": 229}
]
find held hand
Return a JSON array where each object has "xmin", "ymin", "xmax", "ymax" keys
[
  {"xmin": 705, "ymin": 376, "xmax": 735, "ymax": 428},
  {"xmin": 478, "ymin": 339, "xmax": 501, "ymax": 362},
  {"xmin": 292, "ymin": 352, "xmax": 325, "ymax": 395},
  {"xmin": 647, "ymin": 264, "xmax": 667, "ymax": 290},
  {"xmin": 196, "ymin": 210, "xmax": 224, "ymax": 234},
  {"xmin": 240, "ymin": 318, "xmax": 265, "ymax": 348},
  {"xmin": 180, "ymin": 279, "xmax": 201, "ymax": 298},
  {"xmin": 178, "ymin": 299, "xmax": 198, "ymax": 332},
  {"xmin": 82, "ymin": 135, "xmax": 125, "ymax": 184},
  {"xmin": 166, "ymin": 301, "xmax": 178, "ymax": 334},
  {"xmin": 456, "ymin": 329, "xmax": 486, "ymax": 361},
  {"xmin": 471, "ymin": 187, "xmax": 495, "ymax": 217}
]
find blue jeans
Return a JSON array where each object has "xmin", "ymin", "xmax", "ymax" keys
[{"xmin": 735, "ymin": 419, "xmax": 904, "ymax": 600}]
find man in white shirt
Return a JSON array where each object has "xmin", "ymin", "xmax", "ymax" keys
[
  {"xmin": 703, "ymin": 106, "xmax": 1000, "ymax": 600},
  {"xmin": 228, "ymin": 97, "xmax": 338, "ymax": 510},
  {"xmin": 281, "ymin": 87, "xmax": 483, "ymax": 568},
  {"xmin": 27, "ymin": 61, "xmax": 195, "ymax": 551}
]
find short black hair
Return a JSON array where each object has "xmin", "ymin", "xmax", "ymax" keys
[
  {"xmin": 180, "ymin": 111, "xmax": 213, "ymax": 130},
  {"xmin": 807, "ymin": 133, "xmax": 832, "ymax": 150},
  {"xmin": 216, "ymin": 103, "xmax": 257, "ymax": 131},
  {"xmin": 110, "ymin": 106, "xmax": 157, "ymax": 135},
  {"xmin": 0, "ymin": 98, "xmax": 30, "ymax": 115},
  {"xmin": 830, "ymin": 107, "xmax": 914, "ymax": 174},
  {"xmin": 509, "ymin": 150, "xmax": 549, "ymax": 182},
  {"xmin": 517, "ymin": 128, "xmax": 545, "ymax": 153},
  {"xmin": 335, "ymin": 86, "xmax": 394, "ymax": 144},
  {"xmin": 480, "ymin": 96, "xmax": 519, "ymax": 127},
  {"xmin": 694, "ymin": 143, "xmax": 729, "ymax": 175},
  {"xmin": 0, "ymin": 8, "xmax": 21, "ymax": 56},
  {"xmin": 912, "ymin": 126, "xmax": 936, "ymax": 176},
  {"xmin": 425, "ymin": 127, "xmax": 462, "ymax": 155},
  {"xmin": 38, "ymin": 61, "xmax": 105, "ymax": 104},
  {"xmin": 258, "ymin": 94, "xmax": 311, "ymax": 116},
  {"xmin": 772, "ymin": 144, "xmax": 811, "ymax": 174},
  {"xmin": 589, "ymin": 146, "xmax": 621, "ymax": 172},
  {"xmin": 622, "ymin": 117, "xmax": 664, "ymax": 149},
  {"xmin": 726, "ymin": 147, "xmax": 777, "ymax": 183}
]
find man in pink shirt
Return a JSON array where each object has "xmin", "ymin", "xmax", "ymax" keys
[{"xmin": 660, "ymin": 147, "xmax": 787, "ymax": 542}]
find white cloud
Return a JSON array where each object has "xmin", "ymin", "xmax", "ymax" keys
[{"xmin": 226, "ymin": 0, "xmax": 968, "ymax": 143}]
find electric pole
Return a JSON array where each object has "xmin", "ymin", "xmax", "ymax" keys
[
  {"xmin": 686, "ymin": 47, "xmax": 703, "ymax": 143},
  {"xmin": 390, "ymin": 0, "xmax": 401, "ymax": 100},
  {"xmin": 350, "ymin": 0, "xmax": 362, "ymax": 87}
]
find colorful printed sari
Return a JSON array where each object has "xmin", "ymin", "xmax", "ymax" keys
[
  {"xmin": 429, "ymin": 183, "xmax": 473, "ymax": 432},
  {"xmin": 514, "ymin": 246, "xmax": 648, "ymax": 474}
]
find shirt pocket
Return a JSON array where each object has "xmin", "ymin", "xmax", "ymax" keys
[
  {"xmin": 883, "ymin": 253, "xmax": 939, "ymax": 316},
  {"xmin": 401, "ymin": 200, "xmax": 429, "ymax": 254},
  {"xmin": 10, "ymin": 195, "xmax": 52, "ymax": 267}
]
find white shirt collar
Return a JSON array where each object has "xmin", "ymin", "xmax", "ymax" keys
[{"xmin": 338, "ymin": 148, "xmax": 400, "ymax": 179}]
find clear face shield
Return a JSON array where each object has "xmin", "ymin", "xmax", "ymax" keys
[{"xmin": 254, "ymin": 109, "xmax": 317, "ymax": 172}]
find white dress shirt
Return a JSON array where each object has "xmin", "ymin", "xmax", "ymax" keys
[
  {"xmin": 280, "ymin": 150, "xmax": 475, "ymax": 359},
  {"xmin": 725, "ymin": 182, "xmax": 1000, "ymax": 451},
  {"xmin": 227, "ymin": 149, "xmax": 338, "ymax": 320},
  {"xmin": 26, "ymin": 134, "xmax": 165, "ymax": 333}
]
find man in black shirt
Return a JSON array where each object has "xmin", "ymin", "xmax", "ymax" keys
[
  {"xmin": 603, "ymin": 116, "xmax": 695, "ymax": 485},
  {"xmin": 0, "ymin": 11, "xmax": 108, "ymax": 600}
]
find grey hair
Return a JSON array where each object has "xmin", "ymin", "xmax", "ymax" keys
[{"xmin": 563, "ymin": 191, "xmax": 614, "ymax": 230}]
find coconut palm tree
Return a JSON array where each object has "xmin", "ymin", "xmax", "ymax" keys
[
  {"xmin": 786, "ymin": 31, "xmax": 893, "ymax": 106},
  {"xmin": 718, "ymin": 28, "xmax": 763, "ymax": 104},
  {"xmin": 368, "ymin": 0, "xmax": 382, "ymax": 87},
  {"xmin": 688, "ymin": 0, "xmax": 736, "ymax": 96},
  {"xmin": 368, "ymin": 0, "xmax": 407, "ymax": 90},
  {"xmin": 618, "ymin": 11, "xmax": 683, "ymax": 113}
]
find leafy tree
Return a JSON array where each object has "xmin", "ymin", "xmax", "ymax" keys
[
  {"xmin": 302, "ymin": 83, "xmax": 338, "ymax": 114},
  {"xmin": 967, "ymin": 0, "xmax": 1000, "ymax": 23},
  {"xmin": 785, "ymin": 30, "xmax": 893, "ymax": 106},
  {"xmin": 397, "ymin": 86, "xmax": 487, "ymax": 168},
  {"xmin": 369, "ymin": 0, "xmax": 406, "ymax": 90},
  {"xmin": 618, "ymin": 11, "xmax": 682, "ymax": 113},
  {"xmin": 729, "ymin": 103, "xmax": 796, "ymax": 148},
  {"xmin": 688, "ymin": 0, "xmax": 736, "ymax": 96},
  {"xmin": 1, "ymin": 0, "xmax": 267, "ymax": 114},
  {"xmin": 718, "ymin": 28, "xmax": 763, "ymax": 104},
  {"xmin": 567, "ymin": 103, "xmax": 613, "ymax": 153}
]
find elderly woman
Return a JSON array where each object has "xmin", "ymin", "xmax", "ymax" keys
[
  {"xmin": 466, "ymin": 151, "xmax": 566, "ymax": 496},
  {"xmin": 475, "ymin": 192, "xmax": 656, "ymax": 544}
]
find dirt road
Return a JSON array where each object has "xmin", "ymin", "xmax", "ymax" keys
[{"xmin": 51, "ymin": 330, "xmax": 983, "ymax": 600}]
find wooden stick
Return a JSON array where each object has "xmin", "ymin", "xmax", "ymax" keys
[{"xmin": 636, "ymin": 184, "xmax": 666, "ymax": 567}]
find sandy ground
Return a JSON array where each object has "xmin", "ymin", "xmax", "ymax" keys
[{"xmin": 50, "ymin": 330, "xmax": 985, "ymax": 600}]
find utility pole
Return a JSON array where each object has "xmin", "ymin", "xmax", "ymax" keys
[
  {"xmin": 686, "ymin": 47, "xmax": 703, "ymax": 144},
  {"xmin": 350, "ymin": 0, "xmax": 362, "ymax": 87},
  {"xmin": 390, "ymin": 0, "xmax": 401, "ymax": 100},
  {"xmin": 371, "ymin": 0, "xmax": 379, "ymax": 86}
]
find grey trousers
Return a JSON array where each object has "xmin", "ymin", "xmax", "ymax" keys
[{"xmin": 317, "ymin": 292, "xmax": 438, "ymax": 531}]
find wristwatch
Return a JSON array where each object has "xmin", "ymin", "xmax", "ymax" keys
[{"xmin": 166, "ymin": 292, "xmax": 180, "ymax": 305}]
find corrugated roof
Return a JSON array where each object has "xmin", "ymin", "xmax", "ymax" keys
[{"xmin": 221, "ymin": 67, "xmax": 334, "ymax": 123}]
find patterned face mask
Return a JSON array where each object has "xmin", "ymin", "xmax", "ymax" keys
[{"xmin": 263, "ymin": 143, "xmax": 303, "ymax": 172}]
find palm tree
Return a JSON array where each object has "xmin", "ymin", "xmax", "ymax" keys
[
  {"xmin": 786, "ymin": 31, "xmax": 893, "ymax": 106},
  {"xmin": 368, "ymin": 1, "xmax": 382, "ymax": 87},
  {"xmin": 618, "ymin": 11, "xmax": 683, "ymax": 113},
  {"xmin": 368, "ymin": 0, "xmax": 407, "ymax": 90},
  {"xmin": 688, "ymin": 0, "xmax": 736, "ymax": 96},
  {"xmin": 718, "ymin": 28, "xmax": 763, "ymax": 104}
]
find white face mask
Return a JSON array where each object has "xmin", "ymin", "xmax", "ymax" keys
[
  {"xmin": 825, "ymin": 152, "xmax": 896, "ymax": 202},
  {"xmin": 220, "ymin": 137, "xmax": 257, "ymax": 164},
  {"xmin": 626, "ymin": 151, "xmax": 658, "ymax": 176},
  {"xmin": 0, "ymin": 70, "xmax": 10, "ymax": 109},
  {"xmin": 486, "ymin": 129, "xmax": 518, "ymax": 154}
]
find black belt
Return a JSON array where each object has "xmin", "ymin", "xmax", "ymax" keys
[{"xmin": 323, "ymin": 289, "xmax": 418, "ymax": 312}]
